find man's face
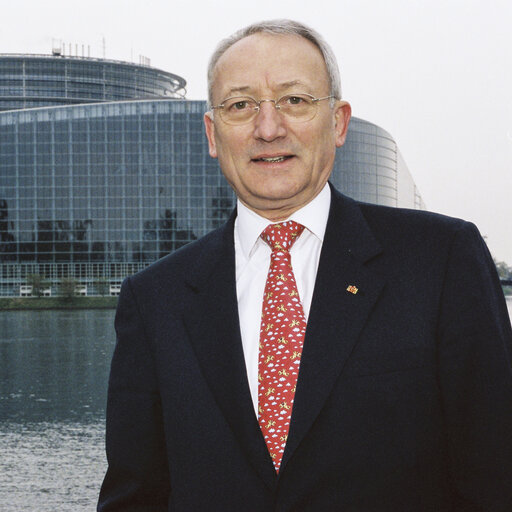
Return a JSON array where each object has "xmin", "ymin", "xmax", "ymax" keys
[{"xmin": 204, "ymin": 32, "xmax": 351, "ymax": 221}]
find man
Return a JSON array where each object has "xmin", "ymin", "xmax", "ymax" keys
[{"xmin": 98, "ymin": 20, "xmax": 512, "ymax": 511}]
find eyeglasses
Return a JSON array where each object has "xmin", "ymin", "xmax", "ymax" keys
[{"xmin": 210, "ymin": 93, "xmax": 336, "ymax": 125}]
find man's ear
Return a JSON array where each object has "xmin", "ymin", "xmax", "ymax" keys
[
  {"xmin": 334, "ymin": 101, "xmax": 352, "ymax": 148},
  {"xmin": 204, "ymin": 112, "xmax": 218, "ymax": 158}
]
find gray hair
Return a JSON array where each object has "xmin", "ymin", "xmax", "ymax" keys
[{"xmin": 207, "ymin": 19, "xmax": 342, "ymax": 107}]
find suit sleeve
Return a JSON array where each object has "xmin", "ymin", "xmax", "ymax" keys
[
  {"xmin": 437, "ymin": 221, "xmax": 512, "ymax": 510},
  {"xmin": 97, "ymin": 277, "xmax": 170, "ymax": 511}
]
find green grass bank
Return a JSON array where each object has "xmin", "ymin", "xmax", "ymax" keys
[{"xmin": 1, "ymin": 290, "xmax": 509, "ymax": 311}]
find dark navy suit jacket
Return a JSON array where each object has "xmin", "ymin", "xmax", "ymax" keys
[{"xmin": 98, "ymin": 186, "xmax": 512, "ymax": 511}]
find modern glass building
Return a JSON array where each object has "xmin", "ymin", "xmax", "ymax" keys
[
  {"xmin": 0, "ymin": 54, "xmax": 424, "ymax": 296},
  {"xmin": 0, "ymin": 54, "xmax": 186, "ymax": 111}
]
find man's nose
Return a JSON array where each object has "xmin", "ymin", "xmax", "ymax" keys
[{"xmin": 252, "ymin": 101, "xmax": 287, "ymax": 141}]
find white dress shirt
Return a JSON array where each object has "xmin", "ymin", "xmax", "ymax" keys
[{"xmin": 234, "ymin": 183, "xmax": 331, "ymax": 413}]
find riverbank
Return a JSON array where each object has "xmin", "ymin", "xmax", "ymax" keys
[{"xmin": 0, "ymin": 296, "xmax": 117, "ymax": 310}]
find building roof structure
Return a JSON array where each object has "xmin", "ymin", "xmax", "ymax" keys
[{"xmin": 0, "ymin": 53, "xmax": 186, "ymax": 112}]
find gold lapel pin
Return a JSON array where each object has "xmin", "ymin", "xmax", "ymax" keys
[{"xmin": 346, "ymin": 285, "xmax": 359, "ymax": 295}]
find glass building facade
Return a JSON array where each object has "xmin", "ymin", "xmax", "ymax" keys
[{"xmin": 0, "ymin": 56, "xmax": 424, "ymax": 296}]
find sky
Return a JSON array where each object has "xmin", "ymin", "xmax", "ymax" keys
[{"xmin": 2, "ymin": 0, "xmax": 511, "ymax": 262}]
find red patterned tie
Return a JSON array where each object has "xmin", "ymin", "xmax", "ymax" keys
[{"xmin": 258, "ymin": 221, "xmax": 306, "ymax": 472}]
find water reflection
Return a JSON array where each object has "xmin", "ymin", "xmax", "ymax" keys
[
  {"xmin": 0, "ymin": 310, "xmax": 115, "ymax": 423},
  {"xmin": 1, "ymin": 421, "xmax": 106, "ymax": 512},
  {"xmin": 0, "ymin": 310, "xmax": 115, "ymax": 511}
]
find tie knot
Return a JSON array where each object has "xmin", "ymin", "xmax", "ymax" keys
[{"xmin": 261, "ymin": 221, "xmax": 305, "ymax": 252}]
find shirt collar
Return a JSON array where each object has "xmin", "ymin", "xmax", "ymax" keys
[{"xmin": 235, "ymin": 182, "xmax": 331, "ymax": 260}]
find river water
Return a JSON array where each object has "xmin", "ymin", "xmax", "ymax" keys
[
  {"xmin": 0, "ymin": 310, "xmax": 115, "ymax": 512},
  {"xmin": 1, "ymin": 300, "xmax": 512, "ymax": 511}
]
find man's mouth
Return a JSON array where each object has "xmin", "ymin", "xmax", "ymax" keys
[{"xmin": 252, "ymin": 155, "xmax": 293, "ymax": 163}]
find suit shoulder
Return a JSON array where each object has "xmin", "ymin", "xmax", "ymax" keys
[
  {"xmin": 343, "ymin": 198, "xmax": 488, "ymax": 269},
  {"xmin": 356, "ymin": 201, "xmax": 476, "ymax": 242}
]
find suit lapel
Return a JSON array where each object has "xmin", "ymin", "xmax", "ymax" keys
[
  {"xmin": 183, "ymin": 213, "xmax": 277, "ymax": 490},
  {"xmin": 281, "ymin": 188, "xmax": 385, "ymax": 472}
]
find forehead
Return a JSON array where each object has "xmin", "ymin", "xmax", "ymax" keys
[{"xmin": 212, "ymin": 33, "xmax": 329, "ymax": 100}]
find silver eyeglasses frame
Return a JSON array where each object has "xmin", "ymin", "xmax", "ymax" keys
[{"xmin": 210, "ymin": 93, "xmax": 336, "ymax": 125}]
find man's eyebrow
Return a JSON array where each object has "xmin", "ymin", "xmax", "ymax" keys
[
  {"xmin": 223, "ymin": 86, "xmax": 252, "ymax": 97},
  {"xmin": 277, "ymin": 80, "xmax": 308, "ymax": 90},
  {"xmin": 222, "ymin": 80, "xmax": 314, "ymax": 99}
]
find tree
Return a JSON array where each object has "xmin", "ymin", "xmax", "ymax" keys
[
  {"xmin": 211, "ymin": 187, "xmax": 234, "ymax": 229},
  {"xmin": 494, "ymin": 259, "xmax": 512, "ymax": 295},
  {"xmin": 94, "ymin": 277, "xmax": 109, "ymax": 296},
  {"xmin": 26, "ymin": 274, "xmax": 49, "ymax": 298},
  {"xmin": 59, "ymin": 277, "xmax": 77, "ymax": 299},
  {"xmin": 495, "ymin": 260, "xmax": 512, "ymax": 280}
]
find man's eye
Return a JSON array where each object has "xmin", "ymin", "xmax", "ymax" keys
[
  {"xmin": 232, "ymin": 101, "xmax": 249, "ymax": 110},
  {"xmin": 287, "ymin": 96, "xmax": 304, "ymax": 105}
]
